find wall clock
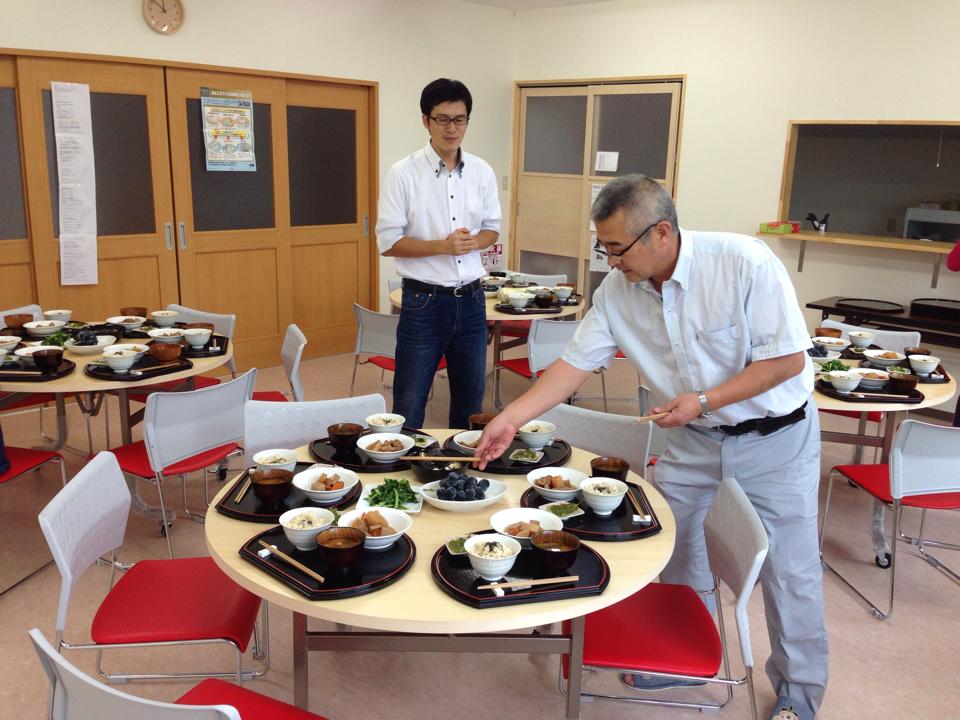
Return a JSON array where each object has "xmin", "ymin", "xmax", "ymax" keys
[{"xmin": 142, "ymin": 0, "xmax": 185, "ymax": 34}]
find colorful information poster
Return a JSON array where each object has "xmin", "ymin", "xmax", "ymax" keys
[
  {"xmin": 481, "ymin": 243, "xmax": 504, "ymax": 272},
  {"xmin": 200, "ymin": 87, "xmax": 256, "ymax": 172}
]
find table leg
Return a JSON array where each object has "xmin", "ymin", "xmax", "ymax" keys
[
  {"xmin": 565, "ymin": 614, "xmax": 585, "ymax": 720},
  {"xmin": 50, "ymin": 395, "xmax": 68, "ymax": 451},
  {"xmin": 293, "ymin": 612, "xmax": 308, "ymax": 709},
  {"xmin": 872, "ymin": 410, "xmax": 906, "ymax": 558},
  {"xmin": 117, "ymin": 388, "xmax": 133, "ymax": 446}
]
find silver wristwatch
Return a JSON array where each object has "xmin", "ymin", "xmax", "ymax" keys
[{"xmin": 696, "ymin": 390, "xmax": 712, "ymax": 419}]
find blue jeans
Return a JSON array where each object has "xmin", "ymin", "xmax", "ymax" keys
[{"xmin": 393, "ymin": 283, "xmax": 487, "ymax": 429}]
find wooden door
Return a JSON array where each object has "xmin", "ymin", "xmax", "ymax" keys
[
  {"xmin": 0, "ymin": 56, "xmax": 35, "ymax": 310},
  {"xmin": 16, "ymin": 57, "xmax": 178, "ymax": 318},
  {"xmin": 165, "ymin": 69, "xmax": 291, "ymax": 370},
  {"xmin": 285, "ymin": 80, "xmax": 372, "ymax": 357}
]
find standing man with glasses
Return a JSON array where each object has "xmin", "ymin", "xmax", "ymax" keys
[
  {"xmin": 477, "ymin": 174, "xmax": 828, "ymax": 720},
  {"xmin": 376, "ymin": 78, "xmax": 501, "ymax": 429}
]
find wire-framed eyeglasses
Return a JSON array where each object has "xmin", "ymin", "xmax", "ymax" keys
[
  {"xmin": 430, "ymin": 115, "xmax": 470, "ymax": 127},
  {"xmin": 593, "ymin": 220, "xmax": 661, "ymax": 258}
]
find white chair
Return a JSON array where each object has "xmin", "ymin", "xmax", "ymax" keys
[
  {"xmin": 37, "ymin": 452, "xmax": 268, "ymax": 685},
  {"xmin": 561, "ymin": 477, "xmax": 769, "ymax": 718},
  {"xmin": 820, "ymin": 319, "xmax": 921, "ymax": 355},
  {"xmin": 516, "ymin": 272, "xmax": 567, "ymax": 286},
  {"xmin": 243, "ymin": 393, "xmax": 386, "ymax": 464},
  {"xmin": 166, "ymin": 304, "xmax": 238, "ymax": 376},
  {"xmin": 387, "ymin": 278, "xmax": 403, "ymax": 315},
  {"xmin": 540, "ymin": 403, "xmax": 654, "ymax": 473},
  {"xmin": 350, "ymin": 304, "xmax": 446, "ymax": 397},
  {"xmin": 30, "ymin": 627, "xmax": 324, "ymax": 720},
  {"xmin": 251, "ymin": 323, "xmax": 307, "ymax": 402},
  {"xmin": 493, "ymin": 318, "xmax": 607, "ymax": 411},
  {"xmin": 110, "ymin": 370, "xmax": 256, "ymax": 555},
  {"xmin": 820, "ymin": 419, "xmax": 960, "ymax": 619}
]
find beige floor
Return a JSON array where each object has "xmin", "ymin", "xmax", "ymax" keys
[{"xmin": 1, "ymin": 349, "xmax": 959, "ymax": 720}]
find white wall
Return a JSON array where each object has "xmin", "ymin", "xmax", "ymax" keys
[
  {"xmin": 513, "ymin": 0, "xmax": 960, "ymax": 370},
  {"xmin": 0, "ymin": 0, "xmax": 516, "ymax": 309}
]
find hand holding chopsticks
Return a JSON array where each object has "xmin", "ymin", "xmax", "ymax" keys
[
  {"xmin": 635, "ymin": 412, "xmax": 668, "ymax": 423},
  {"xmin": 258, "ymin": 540, "xmax": 325, "ymax": 584}
]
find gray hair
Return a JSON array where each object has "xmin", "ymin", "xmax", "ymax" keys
[{"xmin": 590, "ymin": 174, "xmax": 678, "ymax": 238}]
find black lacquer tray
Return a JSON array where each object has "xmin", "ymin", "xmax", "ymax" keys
[
  {"xmin": 240, "ymin": 526, "xmax": 416, "ymax": 600},
  {"xmin": 557, "ymin": 294, "xmax": 583, "ymax": 307},
  {"xmin": 0, "ymin": 359, "xmax": 76, "ymax": 382},
  {"xmin": 309, "ymin": 428, "xmax": 437, "ymax": 473},
  {"xmin": 84, "ymin": 356, "xmax": 193, "ymax": 381},
  {"xmin": 521, "ymin": 482, "xmax": 663, "ymax": 542},
  {"xmin": 493, "ymin": 303, "xmax": 563, "ymax": 315},
  {"xmin": 180, "ymin": 334, "xmax": 229, "ymax": 358},
  {"xmin": 442, "ymin": 436, "xmax": 571, "ymax": 475},
  {"xmin": 910, "ymin": 297, "xmax": 960, "ymax": 321},
  {"xmin": 216, "ymin": 464, "xmax": 361, "ymax": 522},
  {"xmin": 857, "ymin": 360, "xmax": 950, "ymax": 384},
  {"xmin": 815, "ymin": 379, "xmax": 923, "ymax": 403},
  {"xmin": 835, "ymin": 298, "xmax": 904, "ymax": 314},
  {"xmin": 431, "ymin": 529, "xmax": 609, "ymax": 609}
]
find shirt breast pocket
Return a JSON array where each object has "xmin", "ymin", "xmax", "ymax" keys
[
  {"xmin": 464, "ymin": 190, "xmax": 484, "ymax": 231},
  {"xmin": 697, "ymin": 325, "xmax": 743, "ymax": 367}
]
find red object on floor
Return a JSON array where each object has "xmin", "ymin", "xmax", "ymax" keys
[
  {"xmin": 251, "ymin": 390, "xmax": 288, "ymax": 402},
  {"xmin": 0, "ymin": 392, "xmax": 55, "ymax": 412},
  {"xmin": 946, "ymin": 239, "xmax": 960, "ymax": 272},
  {"xmin": 496, "ymin": 357, "xmax": 544, "ymax": 379},
  {"xmin": 110, "ymin": 441, "xmax": 239, "ymax": 478},
  {"xmin": 820, "ymin": 408, "xmax": 883, "ymax": 423},
  {"xmin": 367, "ymin": 356, "xmax": 447, "ymax": 372},
  {"xmin": 498, "ymin": 319, "xmax": 531, "ymax": 338},
  {"xmin": 561, "ymin": 582, "xmax": 722, "ymax": 678},
  {"xmin": 127, "ymin": 376, "xmax": 222, "ymax": 405},
  {"xmin": 833, "ymin": 464, "xmax": 960, "ymax": 508},
  {"xmin": 177, "ymin": 678, "xmax": 329, "ymax": 719},
  {"xmin": 0, "ymin": 447, "xmax": 60, "ymax": 486},
  {"xmin": 92, "ymin": 557, "xmax": 261, "ymax": 650}
]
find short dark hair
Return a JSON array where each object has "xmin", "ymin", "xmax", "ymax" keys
[
  {"xmin": 591, "ymin": 174, "xmax": 678, "ymax": 238},
  {"xmin": 420, "ymin": 78, "xmax": 473, "ymax": 116}
]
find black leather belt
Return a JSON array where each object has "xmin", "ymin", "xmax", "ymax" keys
[
  {"xmin": 402, "ymin": 278, "xmax": 482, "ymax": 297},
  {"xmin": 716, "ymin": 402, "xmax": 808, "ymax": 437}
]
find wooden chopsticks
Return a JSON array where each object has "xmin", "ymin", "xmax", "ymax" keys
[
  {"xmin": 635, "ymin": 412, "xmax": 668, "ymax": 423},
  {"xmin": 233, "ymin": 471, "xmax": 252, "ymax": 503},
  {"xmin": 258, "ymin": 540, "xmax": 325, "ymax": 584},
  {"xmin": 478, "ymin": 575, "xmax": 579, "ymax": 591},
  {"xmin": 401, "ymin": 455, "xmax": 482, "ymax": 462},
  {"xmin": 626, "ymin": 486, "xmax": 645, "ymax": 516}
]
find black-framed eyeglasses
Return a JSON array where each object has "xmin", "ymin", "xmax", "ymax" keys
[
  {"xmin": 430, "ymin": 114, "xmax": 470, "ymax": 127},
  {"xmin": 593, "ymin": 220, "xmax": 661, "ymax": 258}
]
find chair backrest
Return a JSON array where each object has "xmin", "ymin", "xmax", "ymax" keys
[
  {"xmin": 522, "ymin": 272, "xmax": 567, "ymax": 286},
  {"xmin": 29, "ymin": 628, "xmax": 240, "ymax": 720},
  {"xmin": 143, "ymin": 369, "xmax": 256, "ymax": 473},
  {"xmin": 387, "ymin": 279, "xmax": 403, "ymax": 315},
  {"xmin": 637, "ymin": 384, "xmax": 668, "ymax": 467},
  {"xmin": 890, "ymin": 419, "xmax": 960, "ymax": 499},
  {"xmin": 243, "ymin": 393, "xmax": 386, "ymax": 463},
  {"xmin": 820, "ymin": 319, "xmax": 920, "ymax": 355},
  {"xmin": 38, "ymin": 452, "xmax": 131, "ymax": 635},
  {"xmin": 353, "ymin": 304, "xmax": 398, "ymax": 358},
  {"xmin": 703, "ymin": 477, "xmax": 770, "ymax": 670},
  {"xmin": 166, "ymin": 304, "xmax": 238, "ymax": 373},
  {"xmin": 528, "ymin": 318, "xmax": 580, "ymax": 375},
  {"xmin": 539, "ymin": 403, "xmax": 653, "ymax": 474},
  {"xmin": 280, "ymin": 323, "xmax": 307, "ymax": 402},
  {"xmin": 2, "ymin": 303, "xmax": 43, "ymax": 322}
]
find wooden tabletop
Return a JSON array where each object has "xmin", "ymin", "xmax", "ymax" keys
[
  {"xmin": 388, "ymin": 287, "xmax": 583, "ymax": 322},
  {"xmin": 0, "ymin": 338, "xmax": 233, "ymax": 394},
  {"xmin": 205, "ymin": 429, "xmax": 675, "ymax": 634}
]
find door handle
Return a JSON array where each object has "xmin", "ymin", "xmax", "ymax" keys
[
  {"xmin": 178, "ymin": 222, "xmax": 187, "ymax": 250},
  {"xmin": 164, "ymin": 222, "xmax": 173, "ymax": 250}
]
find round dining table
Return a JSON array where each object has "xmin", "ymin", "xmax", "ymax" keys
[{"xmin": 205, "ymin": 429, "xmax": 676, "ymax": 719}]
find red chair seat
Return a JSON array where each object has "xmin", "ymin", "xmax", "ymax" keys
[
  {"xmin": 0, "ymin": 392, "xmax": 55, "ymax": 411},
  {"xmin": 110, "ymin": 441, "xmax": 239, "ymax": 478},
  {"xmin": 614, "ymin": 349, "xmax": 626, "ymax": 359},
  {"xmin": 92, "ymin": 557, "xmax": 261, "ymax": 650},
  {"xmin": 251, "ymin": 390, "xmax": 288, "ymax": 402},
  {"xmin": 127, "ymin": 376, "xmax": 222, "ymax": 405},
  {"xmin": 821, "ymin": 408, "xmax": 883, "ymax": 423},
  {"xmin": 177, "ymin": 678, "xmax": 328, "ymax": 719},
  {"xmin": 498, "ymin": 319, "xmax": 531, "ymax": 338},
  {"xmin": 834, "ymin": 464, "xmax": 960, "ymax": 509},
  {"xmin": 565, "ymin": 583, "xmax": 722, "ymax": 678},
  {"xmin": 0, "ymin": 447, "xmax": 60, "ymax": 486},
  {"xmin": 367, "ymin": 355, "xmax": 447, "ymax": 372},
  {"xmin": 496, "ymin": 357, "xmax": 544, "ymax": 380}
]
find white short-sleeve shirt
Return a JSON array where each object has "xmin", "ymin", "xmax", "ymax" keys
[
  {"xmin": 561, "ymin": 228, "xmax": 814, "ymax": 427},
  {"xmin": 376, "ymin": 141, "xmax": 501, "ymax": 287}
]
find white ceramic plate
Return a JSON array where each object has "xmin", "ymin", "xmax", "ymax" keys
[
  {"xmin": 540, "ymin": 500, "xmax": 586, "ymax": 520},
  {"xmin": 418, "ymin": 477, "xmax": 507, "ymax": 512}
]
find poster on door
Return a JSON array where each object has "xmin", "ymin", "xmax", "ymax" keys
[
  {"xmin": 589, "ymin": 182, "xmax": 611, "ymax": 273},
  {"xmin": 481, "ymin": 243, "xmax": 503, "ymax": 272},
  {"xmin": 201, "ymin": 87, "xmax": 256, "ymax": 171}
]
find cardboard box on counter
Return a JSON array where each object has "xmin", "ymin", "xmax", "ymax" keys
[{"xmin": 759, "ymin": 221, "xmax": 800, "ymax": 234}]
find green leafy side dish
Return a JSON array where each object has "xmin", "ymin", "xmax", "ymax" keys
[
  {"xmin": 816, "ymin": 359, "xmax": 848, "ymax": 373},
  {"xmin": 366, "ymin": 478, "xmax": 419, "ymax": 509},
  {"xmin": 509, "ymin": 448, "xmax": 543, "ymax": 463},
  {"xmin": 41, "ymin": 331, "xmax": 70, "ymax": 347},
  {"xmin": 446, "ymin": 536, "xmax": 468, "ymax": 555},
  {"xmin": 546, "ymin": 502, "xmax": 581, "ymax": 518}
]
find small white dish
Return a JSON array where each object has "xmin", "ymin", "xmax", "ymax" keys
[
  {"xmin": 518, "ymin": 420, "xmax": 556, "ymax": 450},
  {"xmin": 827, "ymin": 370, "xmax": 862, "ymax": 394},
  {"xmin": 355, "ymin": 432, "xmax": 415, "ymax": 463},
  {"xmin": 553, "ymin": 286, "xmax": 574, "ymax": 301},
  {"xmin": 106, "ymin": 315, "xmax": 146, "ymax": 329},
  {"xmin": 24, "ymin": 320, "xmax": 66, "ymax": 337},
  {"xmin": 64, "ymin": 335, "xmax": 116, "ymax": 356},
  {"xmin": 337, "ymin": 507, "xmax": 412, "ymax": 551},
  {"xmin": 14, "ymin": 346, "xmax": 49, "ymax": 365},
  {"xmin": 182, "ymin": 327, "xmax": 212, "ymax": 348},
  {"xmin": 279, "ymin": 507, "xmax": 335, "ymax": 551},
  {"xmin": 862, "ymin": 349, "xmax": 906, "ymax": 368},
  {"xmin": 419, "ymin": 477, "xmax": 507, "ymax": 512},
  {"xmin": 0, "ymin": 336, "xmax": 20, "ymax": 352},
  {"xmin": 445, "ymin": 536, "xmax": 470, "ymax": 555},
  {"xmin": 148, "ymin": 328, "xmax": 185, "ymax": 344},
  {"xmin": 509, "ymin": 448, "xmax": 544, "ymax": 464},
  {"xmin": 451, "ymin": 429, "xmax": 482, "ymax": 454},
  {"xmin": 848, "ymin": 330, "xmax": 875, "ymax": 349},
  {"xmin": 851, "ymin": 367, "xmax": 889, "ymax": 389},
  {"xmin": 812, "ymin": 336, "xmax": 851, "ymax": 352},
  {"xmin": 43, "ymin": 309, "xmax": 72, "ymax": 323},
  {"xmin": 507, "ymin": 292, "xmax": 534, "ymax": 309},
  {"xmin": 103, "ymin": 349, "xmax": 139, "ymax": 374},
  {"xmin": 908, "ymin": 354, "xmax": 940, "ymax": 376},
  {"xmin": 580, "ymin": 477, "xmax": 628, "ymax": 516},
  {"xmin": 252, "ymin": 448, "xmax": 299, "ymax": 474},
  {"xmin": 490, "ymin": 507, "xmax": 563, "ymax": 548},
  {"xmin": 365, "ymin": 413, "xmax": 405, "ymax": 433},
  {"xmin": 540, "ymin": 500, "xmax": 586, "ymax": 521},
  {"xmin": 810, "ymin": 350, "xmax": 842, "ymax": 367},
  {"xmin": 464, "ymin": 533, "xmax": 521, "ymax": 581},
  {"xmin": 292, "ymin": 465, "xmax": 360, "ymax": 503},
  {"xmin": 103, "ymin": 344, "xmax": 148, "ymax": 358},
  {"xmin": 526, "ymin": 467, "xmax": 586, "ymax": 502},
  {"xmin": 410, "ymin": 433, "xmax": 437, "ymax": 450},
  {"xmin": 150, "ymin": 310, "xmax": 179, "ymax": 327}
]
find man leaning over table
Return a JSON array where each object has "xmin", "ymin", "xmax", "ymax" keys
[
  {"xmin": 376, "ymin": 78, "xmax": 501, "ymax": 429},
  {"xmin": 476, "ymin": 175, "xmax": 828, "ymax": 720}
]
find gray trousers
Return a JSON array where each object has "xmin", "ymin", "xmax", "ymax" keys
[{"xmin": 654, "ymin": 401, "xmax": 828, "ymax": 716}]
